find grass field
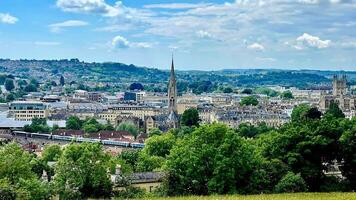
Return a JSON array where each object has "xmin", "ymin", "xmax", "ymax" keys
[{"xmin": 142, "ymin": 193, "xmax": 356, "ymax": 200}]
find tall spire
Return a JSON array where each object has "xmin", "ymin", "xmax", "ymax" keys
[
  {"xmin": 168, "ymin": 55, "xmax": 179, "ymax": 129},
  {"xmin": 170, "ymin": 53, "xmax": 175, "ymax": 78}
]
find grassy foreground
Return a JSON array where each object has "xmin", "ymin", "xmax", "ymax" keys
[{"xmin": 142, "ymin": 193, "xmax": 356, "ymax": 200}]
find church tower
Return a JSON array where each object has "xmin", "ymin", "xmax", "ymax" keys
[{"xmin": 167, "ymin": 56, "xmax": 179, "ymax": 129}]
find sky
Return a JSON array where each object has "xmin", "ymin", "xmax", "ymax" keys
[{"xmin": 0, "ymin": 0, "xmax": 355, "ymax": 71}]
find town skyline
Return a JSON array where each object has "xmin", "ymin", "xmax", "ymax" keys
[{"xmin": 0, "ymin": 0, "xmax": 356, "ymax": 70}]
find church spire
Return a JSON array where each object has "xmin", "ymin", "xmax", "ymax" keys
[
  {"xmin": 170, "ymin": 54, "xmax": 175, "ymax": 79},
  {"xmin": 168, "ymin": 55, "xmax": 179, "ymax": 128}
]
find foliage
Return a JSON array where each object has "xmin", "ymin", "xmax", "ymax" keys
[
  {"xmin": 280, "ymin": 91, "xmax": 294, "ymax": 99},
  {"xmin": 129, "ymin": 82, "xmax": 144, "ymax": 91},
  {"xmin": 65, "ymin": 116, "xmax": 82, "ymax": 130},
  {"xmin": 223, "ymin": 87, "xmax": 233, "ymax": 93},
  {"xmin": 144, "ymin": 133, "xmax": 176, "ymax": 158},
  {"xmin": 0, "ymin": 143, "xmax": 36, "ymax": 184},
  {"xmin": 240, "ymin": 96, "xmax": 259, "ymax": 106},
  {"xmin": 181, "ymin": 108, "xmax": 200, "ymax": 127},
  {"xmin": 117, "ymin": 122, "xmax": 139, "ymax": 139},
  {"xmin": 246, "ymin": 159, "xmax": 290, "ymax": 194},
  {"xmin": 325, "ymin": 102, "xmax": 345, "ymax": 119},
  {"xmin": 254, "ymin": 87, "xmax": 279, "ymax": 97},
  {"xmin": 42, "ymin": 145, "xmax": 62, "ymax": 162},
  {"xmin": 166, "ymin": 123, "xmax": 256, "ymax": 195},
  {"xmin": 119, "ymin": 150, "xmax": 141, "ymax": 172},
  {"xmin": 60, "ymin": 75, "xmax": 65, "ymax": 86},
  {"xmin": 0, "ymin": 178, "xmax": 16, "ymax": 200},
  {"xmin": 274, "ymin": 172, "xmax": 308, "ymax": 193},
  {"xmin": 5, "ymin": 93, "xmax": 15, "ymax": 102},
  {"xmin": 237, "ymin": 123, "xmax": 272, "ymax": 138},
  {"xmin": 4, "ymin": 78, "xmax": 15, "ymax": 91},
  {"xmin": 241, "ymin": 88, "xmax": 253, "ymax": 94},
  {"xmin": 17, "ymin": 177, "xmax": 53, "ymax": 200},
  {"xmin": 339, "ymin": 117, "xmax": 356, "ymax": 189},
  {"xmin": 291, "ymin": 104, "xmax": 310, "ymax": 123},
  {"xmin": 82, "ymin": 123, "xmax": 99, "ymax": 133},
  {"xmin": 113, "ymin": 186, "xmax": 146, "ymax": 199},
  {"xmin": 53, "ymin": 142, "xmax": 112, "ymax": 199},
  {"xmin": 23, "ymin": 118, "xmax": 51, "ymax": 133},
  {"xmin": 149, "ymin": 128, "xmax": 163, "ymax": 137}
]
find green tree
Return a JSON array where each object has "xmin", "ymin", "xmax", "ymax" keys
[
  {"xmin": 291, "ymin": 104, "xmax": 310, "ymax": 123},
  {"xmin": 0, "ymin": 179, "xmax": 16, "ymax": 200},
  {"xmin": 166, "ymin": 123, "xmax": 256, "ymax": 195},
  {"xmin": 240, "ymin": 96, "xmax": 259, "ymax": 106},
  {"xmin": 254, "ymin": 87, "xmax": 279, "ymax": 97},
  {"xmin": 325, "ymin": 102, "xmax": 345, "ymax": 119},
  {"xmin": 119, "ymin": 150, "xmax": 140, "ymax": 172},
  {"xmin": 223, "ymin": 87, "xmax": 233, "ymax": 93},
  {"xmin": 181, "ymin": 108, "xmax": 200, "ymax": 127},
  {"xmin": 17, "ymin": 178, "xmax": 53, "ymax": 200},
  {"xmin": 66, "ymin": 116, "xmax": 82, "ymax": 130},
  {"xmin": 144, "ymin": 133, "xmax": 176, "ymax": 158},
  {"xmin": 339, "ymin": 118, "xmax": 356, "ymax": 189},
  {"xmin": 241, "ymin": 88, "xmax": 253, "ymax": 94},
  {"xmin": 117, "ymin": 122, "xmax": 139, "ymax": 139},
  {"xmin": 42, "ymin": 145, "xmax": 62, "ymax": 162},
  {"xmin": 274, "ymin": 172, "xmax": 308, "ymax": 193},
  {"xmin": 0, "ymin": 143, "xmax": 35, "ymax": 184},
  {"xmin": 4, "ymin": 78, "xmax": 14, "ymax": 91},
  {"xmin": 60, "ymin": 76, "xmax": 65, "ymax": 86},
  {"xmin": 53, "ymin": 142, "xmax": 112, "ymax": 199},
  {"xmin": 246, "ymin": 159, "xmax": 290, "ymax": 194},
  {"xmin": 5, "ymin": 93, "xmax": 15, "ymax": 102},
  {"xmin": 280, "ymin": 90, "xmax": 294, "ymax": 99},
  {"xmin": 148, "ymin": 128, "xmax": 162, "ymax": 137},
  {"xmin": 24, "ymin": 84, "xmax": 37, "ymax": 92},
  {"xmin": 82, "ymin": 123, "xmax": 99, "ymax": 133}
]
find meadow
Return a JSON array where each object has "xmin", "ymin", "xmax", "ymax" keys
[{"xmin": 142, "ymin": 193, "xmax": 356, "ymax": 200}]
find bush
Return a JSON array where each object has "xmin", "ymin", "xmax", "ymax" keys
[
  {"xmin": 113, "ymin": 186, "xmax": 146, "ymax": 199},
  {"xmin": 274, "ymin": 172, "xmax": 308, "ymax": 193},
  {"xmin": 0, "ymin": 179, "xmax": 16, "ymax": 200}
]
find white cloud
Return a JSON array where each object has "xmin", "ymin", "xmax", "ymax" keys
[
  {"xmin": 298, "ymin": 0, "xmax": 320, "ymax": 4},
  {"xmin": 196, "ymin": 30, "xmax": 213, "ymax": 39},
  {"xmin": 34, "ymin": 41, "xmax": 61, "ymax": 46},
  {"xmin": 295, "ymin": 33, "xmax": 331, "ymax": 49},
  {"xmin": 56, "ymin": 0, "xmax": 120, "ymax": 17},
  {"xmin": 0, "ymin": 13, "xmax": 18, "ymax": 24},
  {"xmin": 144, "ymin": 3, "xmax": 212, "ymax": 9},
  {"xmin": 49, "ymin": 20, "xmax": 89, "ymax": 32},
  {"xmin": 247, "ymin": 43, "xmax": 265, "ymax": 51},
  {"xmin": 111, "ymin": 35, "xmax": 130, "ymax": 48},
  {"xmin": 111, "ymin": 35, "xmax": 152, "ymax": 49}
]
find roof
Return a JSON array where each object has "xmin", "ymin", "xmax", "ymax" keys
[
  {"xmin": 129, "ymin": 172, "xmax": 165, "ymax": 184},
  {"xmin": 52, "ymin": 129, "xmax": 84, "ymax": 136},
  {"xmin": 90, "ymin": 130, "xmax": 133, "ymax": 140}
]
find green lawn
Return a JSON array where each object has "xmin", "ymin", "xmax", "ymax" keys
[{"xmin": 142, "ymin": 193, "xmax": 356, "ymax": 200}]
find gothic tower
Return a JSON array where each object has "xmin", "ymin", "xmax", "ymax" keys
[
  {"xmin": 333, "ymin": 75, "xmax": 347, "ymax": 96},
  {"xmin": 167, "ymin": 56, "xmax": 179, "ymax": 129}
]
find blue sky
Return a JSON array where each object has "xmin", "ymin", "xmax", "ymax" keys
[{"xmin": 0, "ymin": 0, "xmax": 355, "ymax": 71}]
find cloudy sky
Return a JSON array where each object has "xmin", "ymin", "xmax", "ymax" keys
[{"xmin": 0, "ymin": 0, "xmax": 355, "ymax": 70}]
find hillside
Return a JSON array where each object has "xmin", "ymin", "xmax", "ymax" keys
[{"xmin": 1, "ymin": 58, "xmax": 353, "ymax": 90}]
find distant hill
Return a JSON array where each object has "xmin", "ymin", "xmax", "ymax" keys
[{"xmin": 1, "ymin": 58, "xmax": 354, "ymax": 90}]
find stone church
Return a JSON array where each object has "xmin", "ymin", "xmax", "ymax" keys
[
  {"xmin": 144, "ymin": 57, "xmax": 180, "ymax": 133},
  {"xmin": 319, "ymin": 75, "xmax": 356, "ymax": 118}
]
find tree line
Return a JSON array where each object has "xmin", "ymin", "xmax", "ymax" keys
[{"xmin": 1, "ymin": 103, "xmax": 355, "ymax": 199}]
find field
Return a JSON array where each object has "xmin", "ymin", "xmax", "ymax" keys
[{"xmin": 142, "ymin": 193, "xmax": 356, "ymax": 200}]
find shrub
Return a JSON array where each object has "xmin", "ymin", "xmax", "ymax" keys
[{"xmin": 274, "ymin": 172, "xmax": 308, "ymax": 193}]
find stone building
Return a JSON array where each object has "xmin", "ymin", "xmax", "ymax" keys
[{"xmin": 319, "ymin": 75, "xmax": 356, "ymax": 118}]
